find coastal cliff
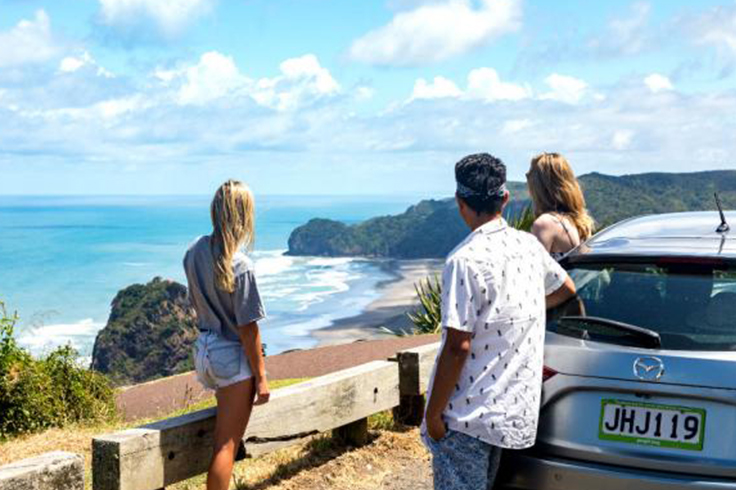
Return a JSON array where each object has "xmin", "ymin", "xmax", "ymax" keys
[{"xmin": 90, "ymin": 277, "xmax": 198, "ymax": 386}]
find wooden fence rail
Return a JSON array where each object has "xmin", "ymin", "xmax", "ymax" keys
[
  {"xmin": 93, "ymin": 360, "xmax": 399, "ymax": 490},
  {"xmin": 0, "ymin": 451, "xmax": 84, "ymax": 490}
]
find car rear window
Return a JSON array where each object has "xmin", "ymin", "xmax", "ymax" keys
[{"xmin": 547, "ymin": 261, "xmax": 736, "ymax": 351}]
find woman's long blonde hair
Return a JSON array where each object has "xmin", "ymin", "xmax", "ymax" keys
[
  {"xmin": 527, "ymin": 153, "xmax": 595, "ymax": 241},
  {"xmin": 210, "ymin": 180, "xmax": 255, "ymax": 293}
]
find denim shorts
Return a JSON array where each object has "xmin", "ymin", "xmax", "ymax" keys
[
  {"xmin": 194, "ymin": 331, "xmax": 253, "ymax": 390},
  {"xmin": 423, "ymin": 430, "xmax": 502, "ymax": 490}
]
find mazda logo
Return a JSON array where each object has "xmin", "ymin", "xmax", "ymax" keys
[{"xmin": 633, "ymin": 356, "xmax": 665, "ymax": 381}]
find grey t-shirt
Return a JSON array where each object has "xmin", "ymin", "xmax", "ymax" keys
[{"xmin": 183, "ymin": 235, "xmax": 266, "ymax": 342}]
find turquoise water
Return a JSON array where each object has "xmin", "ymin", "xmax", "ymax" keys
[{"xmin": 0, "ymin": 195, "xmax": 421, "ymax": 360}]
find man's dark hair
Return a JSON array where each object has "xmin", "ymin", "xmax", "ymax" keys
[{"xmin": 455, "ymin": 153, "xmax": 507, "ymax": 216}]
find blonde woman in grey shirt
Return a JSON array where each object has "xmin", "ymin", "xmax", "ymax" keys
[{"xmin": 183, "ymin": 180, "xmax": 269, "ymax": 490}]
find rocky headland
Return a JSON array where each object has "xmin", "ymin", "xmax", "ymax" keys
[{"xmin": 90, "ymin": 277, "xmax": 198, "ymax": 386}]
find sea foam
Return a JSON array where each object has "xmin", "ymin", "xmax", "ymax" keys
[{"xmin": 17, "ymin": 318, "xmax": 105, "ymax": 357}]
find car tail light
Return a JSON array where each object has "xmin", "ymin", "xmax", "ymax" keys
[{"xmin": 543, "ymin": 366, "xmax": 557, "ymax": 382}]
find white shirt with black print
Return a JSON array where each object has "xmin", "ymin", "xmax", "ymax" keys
[{"xmin": 424, "ymin": 217, "xmax": 568, "ymax": 450}]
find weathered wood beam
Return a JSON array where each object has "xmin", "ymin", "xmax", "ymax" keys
[
  {"xmin": 0, "ymin": 452, "xmax": 84, "ymax": 490},
  {"xmin": 93, "ymin": 360, "xmax": 399, "ymax": 490}
]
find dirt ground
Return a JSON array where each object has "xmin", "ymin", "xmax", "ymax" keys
[
  {"xmin": 235, "ymin": 428, "xmax": 432, "ymax": 490},
  {"xmin": 169, "ymin": 426, "xmax": 433, "ymax": 490}
]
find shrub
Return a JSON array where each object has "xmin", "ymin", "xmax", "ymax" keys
[
  {"xmin": 406, "ymin": 276, "xmax": 442, "ymax": 335},
  {"xmin": 0, "ymin": 302, "xmax": 117, "ymax": 439}
]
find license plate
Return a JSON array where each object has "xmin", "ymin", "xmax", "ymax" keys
[{"xmin": 599, "ymin": 399, "xmax": 706, "ymax": 451}]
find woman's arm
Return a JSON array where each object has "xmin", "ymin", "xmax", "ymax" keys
[{"xmin": 238, "ymin": 321, "xmax": 270, "ymax": 405}]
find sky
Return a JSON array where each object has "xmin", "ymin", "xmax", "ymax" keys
[{"xmin": 1, "ymin": 0, "xmax": 736, "ymax": 196}]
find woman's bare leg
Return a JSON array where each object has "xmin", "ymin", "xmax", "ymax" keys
[{"xmin": 207, "ymin": 377, "xmax": 255, "ymax": 490}]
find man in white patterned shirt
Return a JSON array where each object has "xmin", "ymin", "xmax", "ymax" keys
[{"xmin": 422, "ymin": 153, "xmax": 577, "ymax": 490}]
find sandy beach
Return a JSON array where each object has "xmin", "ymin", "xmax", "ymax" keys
[{"xmin": 311, "ymin": 259, "xmax": 443, "ymax": 346}]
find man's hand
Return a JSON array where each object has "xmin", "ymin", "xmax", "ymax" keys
[
  {"xmin": 426, "ymin": 413, "xmax": 447, "ymax": 442},
  {"xmin": 254, "ymin": 377, "xmax": 270, "ymax": 405}
]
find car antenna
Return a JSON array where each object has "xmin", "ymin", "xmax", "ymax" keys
[{"xmin": 715, "ymin": 192, "xmax": 730, "ymax": 233}]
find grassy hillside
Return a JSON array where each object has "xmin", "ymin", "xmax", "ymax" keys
[
  {"xmin": 287, "ymin": 170, "xmax": 736, "ymax": 259},
  {"xmin": 579, "ymin": 171, "xmax": 736, "ymax": 226}
]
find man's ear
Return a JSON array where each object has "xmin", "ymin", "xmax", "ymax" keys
[{"xmin": 455, "ymin": 194, "xmax": 465, "ymax": 212}]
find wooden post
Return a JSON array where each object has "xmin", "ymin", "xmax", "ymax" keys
[
  {"xmin": 393, "ymin": 394, "xmax": 425, "ymax": 426},
  {"xmin": 333, "ymin": 418, "xmax": 369, "ymax": 446},
  {"xmin": 395, "ymin": 343, "xmax": 441, "ymax": 426}
]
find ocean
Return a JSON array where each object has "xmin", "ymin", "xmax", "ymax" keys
[{"xmin": 0, "ymin": 195, "xmax": 423, "ymax": 362}]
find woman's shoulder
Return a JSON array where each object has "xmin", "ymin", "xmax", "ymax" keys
[
  {"xmin": 531, "ymin": 213, "xmax": 559, "ymax": 233},
  {"xmin": 184, "ymin": 235, "xmax": 209, "ymax": 261},
  {"xmin": 232, "ymin": 252, "xmax": 255, "ymax": 275}
]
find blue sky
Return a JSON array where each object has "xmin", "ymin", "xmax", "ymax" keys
[{"xmin": 1, "ymin": 0, "xmax": 736, "ymax": 196}]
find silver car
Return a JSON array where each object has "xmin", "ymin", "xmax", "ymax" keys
[{"xmin": 498, "ymin": 210, "xmax": 736, "ymax": 490}]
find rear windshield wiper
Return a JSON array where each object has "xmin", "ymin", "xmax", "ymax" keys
[{"xmin": 557, "ymin": 316, "xmax": 662, "ymax": 349}]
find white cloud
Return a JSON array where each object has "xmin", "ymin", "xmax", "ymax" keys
[
  {"xmin": 409, "ymin": 69, "xmax": 595, "ymax": 105},
  {"xmin": 588, "ymin": 2, "xmax": 652, "ymax": 57},
  {"xmin": 5, "ymin": 45, "xmax": 736, "ymax": 193},
  {"xmin": 687, "ymin": 4, "xmax": 736, "ymax": 73},
  {"xmin": 252, "ymin": 54, "xmax": 341, "ymax": 111},
  {"xmin": 97, "ymin": 0, "xmax": 214, "ymax": 39},
  {"xmin": 611, "ymin": 129, "xmax": 635, "ymax": 150},
  {"xmin": 466, "ymin": 67, "xmax": 531, "ymax": 101},
  {"xmin": 152, "ymin": 52, "xmax": 340, "ymax": 111},
  {"xmin": 0, "ymin": 10, "xmax": 59, "ymax": 68},
  {"xmin": 501, "ymin": 119, "xmax": 534, "ymax": 134},
  {"xmin": 411, "ymin": 77, "xmax": 463, "ymax": 100},
  {"xmin": 59, "ymin": 55, "xmax": 88, "ymax": 73},
  {"xmin": 355, "ymin": 86, "xmax": 376, "ymax": 101},
  {"xmin": 644, "ymin": 74, "xmax": 673, "ymax": 93},
  {"xmin": 58, "ymin": 51, "xmax": 114, "ymax": 79},
  {"xmin": 540, "ymin": 74, "xmax": 588, "ymax": 104},
  {"xmin": 175, "ymin": 51, "xmax": 246, "ymax": 105},
  {"xmin": 349, "ymin": 0, "xmax": 522, "ymax": 66}
]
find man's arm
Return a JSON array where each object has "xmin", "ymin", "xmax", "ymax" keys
[
  {"xmin": 425, "ymin": 328, "xmax": 473, "ymax": 441},
  {"xmin": 546, "ymin": 275, "xmax": 576, "ymax": 310},
  {"xmin": 238, "ymin": 321, "xmax": 270, "ymax": 405}
]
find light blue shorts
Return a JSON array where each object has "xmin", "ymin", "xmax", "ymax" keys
[{"xmin": 194, "ymin": 331, "xmax": 253, "ymax": 390}]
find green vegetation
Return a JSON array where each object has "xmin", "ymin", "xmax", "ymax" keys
[
  {"xmin": 407, "ymin": 276, "xmax": 443, "ymax": 335},
  {"xmin": 288, "ymin": 198, "xmax": 530, "ymax": 259},
  {"xmin": 580, "ymin": 171, "xmax": 736, "ymax": 228},
  {"xmin": 0, "ymin": 302, "xmax": 116, "ymax": 439},
  {"xmin": 91, "ymin": 277, "xmax": 198, "ymax": 385},
  {"xmin": 287, "ymin": 170, "xmax": 736, "ymax": 259}
]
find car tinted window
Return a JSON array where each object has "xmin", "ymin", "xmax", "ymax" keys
[{"xmin": 548, "ymin": 262, "xmax": 736, "ymax": 351}]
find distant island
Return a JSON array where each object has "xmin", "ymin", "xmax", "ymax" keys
[{"xmin": 287, "ymin": 170, "xmax": 736, "ymax": 259}]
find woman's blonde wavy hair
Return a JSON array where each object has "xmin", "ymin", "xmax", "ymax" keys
[
  {"xmin": 210, "ymin": 180, "xmax": 255, "ymax": 293},
  {"xmin": 527, "ymin": 153, "xmax": 595, "ymax": 241}
]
